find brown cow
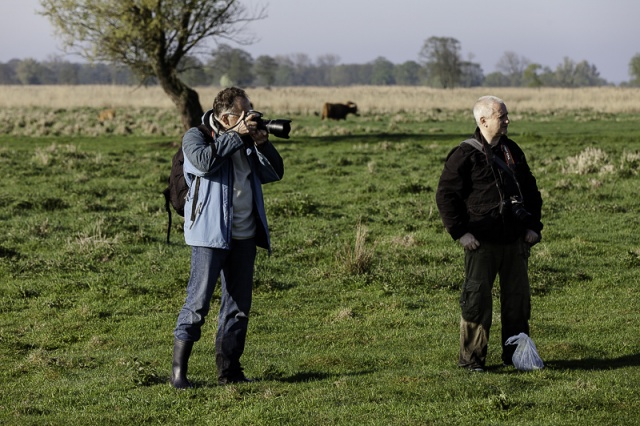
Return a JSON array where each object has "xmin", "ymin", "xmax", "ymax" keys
[{"xmin": 321, "ymin": 101, "xmax": 359, "ymax": 120}]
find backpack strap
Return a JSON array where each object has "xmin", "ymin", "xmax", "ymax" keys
[
  {"xmin": 188, "ymin": 125, "xmax": 213, "ymax": 225},
  {"xmin": 463, "ymin": 138, "xmax": 527, "ymax": 204},
  {"xmin": 196, "ymin": 124, "xmax": 215, "ymax": 142},
  {"xmin": 462, "ymin": 138, "xmax": 516, "ymax": 180},
  {"xmin": 462, "ymin": 138, "xmax": 484, "ymax": 152},
  {"xmin": 163, "ymin": 187, "xmax": 172, "ymax": 244},
  {"xmin": 190, "ymin": 177, "xmax": 201, "ymax": 223}
]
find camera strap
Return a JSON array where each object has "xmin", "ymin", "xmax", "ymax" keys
[{"xmin": 501, "ymin": 144, "xmax": 518, "ymax": 173}]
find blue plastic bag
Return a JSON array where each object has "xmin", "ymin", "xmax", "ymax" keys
[{"xmin": 505, "ymin": 333, "xmax": 544, "ymax": 371}]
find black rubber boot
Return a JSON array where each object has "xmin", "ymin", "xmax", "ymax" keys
[
  {"xmin": 171, "ymin": 339, "xmax": 194, "ymax": 389},
  {"xmin": 216, "ymin": 353, "xmax": 251, "ymax": 385}
]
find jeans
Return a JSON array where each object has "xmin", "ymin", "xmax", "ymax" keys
[
  {"xmin": 174, "ymin": 239, "xmax": 256, "ymax": 378},
  {"xmin": 458, "ymin": 239, "xmax": 531, "ymax": 368}
]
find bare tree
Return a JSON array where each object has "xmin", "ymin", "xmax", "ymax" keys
[
  {"xmin": 419, "ymin": 37, "xmax": 462, "ymax": 89},
  {"xmin": 39, "ymin": 0, "xmax": 266, "ymax": 129},
  {"xmin": 207, "ymin": 44, "xmax": 254, "ymax": 87},
  {"xmin": 253, "ymin": 55, "xmax": 278, "ymax": 86},
  {"xmin": 496, "ymin": 51, "xmax": 531, "ymax": 87},
  {"xmin": 629, "ymin": 53, "xmax": 640, "ymax": 86},
  {"xmin": 523, "ymin": 64, "xmax": 543, "ymax": 88}
]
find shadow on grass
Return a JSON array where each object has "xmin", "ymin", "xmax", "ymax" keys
[
  {"xmin": 167, "ymin": 370, "xmax": 375, "ymax": 389},
  {"xmin": 276, "ymin": 369, "xmax": 375, "ymax": 384},
  {"xmin": 544, "ymin": 353, "xmax": 640, "ymax": 370},
  {"xmin": 306, "ymin": 132, "xmax": 471, "ymax": 145}
]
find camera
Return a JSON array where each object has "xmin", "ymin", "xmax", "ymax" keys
[
  {"xmin": 248, "ymin": 110, "xmax": 292, "ymax": 139},
  {"xmin": 509, "ymin": 196, "xmax": 532, "ymax": 224}
]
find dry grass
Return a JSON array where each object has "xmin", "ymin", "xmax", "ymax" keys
[
  {"xmin": 562, "ymin": 147, "xmax": 640, "ymax": 176},
  {"xmin": 3, "ymin": 85, "xmax": 639, "ymax": 137},
  {"xmin": 2, "ymin": 85, "xmax": 640, "ymax": 114},
  {"xmin": 563, "ymin": 147, "xmax": 614, "ymax": 175},
  {"xmin": 337, "ymin": 221, "xmax": 376, "ymax": 275}
]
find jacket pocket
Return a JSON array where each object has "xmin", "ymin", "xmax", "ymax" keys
[{"xmin": 467, "ymin": 202, "xmax": 501, "ymax": 217}]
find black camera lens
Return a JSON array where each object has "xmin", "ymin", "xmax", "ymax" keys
[
  {"xmin": 264, "ymin": 119, "xmax": 292, "ymax": 139},
  {"xmin": 512, "ymin": 203, "xmax": 532, "ymax": 223},
  {"xmin": 248, "ymin": 110, "xmax": 291, "ymax": 139}
]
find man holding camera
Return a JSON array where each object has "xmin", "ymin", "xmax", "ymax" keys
[
  {"xmin": 436, "ymin": 96, "xmax": 543, "ymax": 371},
  {"xmin": 171, "ymin": 87, "xmax": 284, "ymax": 388}
]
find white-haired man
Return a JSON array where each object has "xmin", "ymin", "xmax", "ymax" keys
[{"xmin": 436, "ymin": 96, "xmax": 543, "ymax": 371}]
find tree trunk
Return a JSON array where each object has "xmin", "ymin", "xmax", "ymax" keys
[
  {"xmin": 155, "ymin": 66, "xmax": 204, "ymax": 130},
  {"xmin": 175, "ymin": 85, "xmax": 205, "ymax": 130}
]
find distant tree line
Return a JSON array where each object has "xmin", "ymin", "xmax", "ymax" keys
[
  {"xmin": 2, "ymin": 37, "xmax": 640, "ymax": 88},
  {"xmin": 0, "ymin": 57, "xmax": 136, "ymax": 85}
]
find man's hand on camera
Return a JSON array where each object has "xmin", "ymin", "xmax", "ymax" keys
[
  {"xmin": 250, "ymin": 129, "xmax": 269, "ymax": 146},
  {"xmin": 459, "ymin": 233, "xmax": 480, "ymax": 250},
  {"xmin": 243, "ymin": 112, "xmax": 269, "ymax": 146},
  {"xmin": 524, "ymin": 229, "xmax": 540, "ymax": 244}
]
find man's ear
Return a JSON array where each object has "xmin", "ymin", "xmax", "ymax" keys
[{"xmin": 218, "ymin": 114, "xmax": 232, "ymax": 129}]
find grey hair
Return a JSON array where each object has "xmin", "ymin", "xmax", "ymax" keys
[
  {"xmin": 473, "ymin": 95, "xmax": 504, "ymax": 126},
  {"xmin": 212, "ymin": 87, "xmax": 249, "ymax": 120}
]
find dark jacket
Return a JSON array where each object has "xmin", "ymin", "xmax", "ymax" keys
[{"xmin": 436, "ymin": 128, "xmax": 543, "ymax": 243}]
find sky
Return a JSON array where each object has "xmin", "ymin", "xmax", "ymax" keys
[{"xmin": 1, "ymin": 0, "xmax": 638, "ymax": 84}]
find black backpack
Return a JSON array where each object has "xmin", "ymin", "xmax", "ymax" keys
[{"xmin": 163, "ymin": 124, "xmax": 213, "ymax": 243}]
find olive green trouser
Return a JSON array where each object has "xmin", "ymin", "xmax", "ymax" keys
[{"xmin": 458, "ymin": 239, "xmax": 531, "ymax": 368}]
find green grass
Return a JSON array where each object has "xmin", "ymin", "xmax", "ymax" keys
[{"xmin": 1, "ymin": 112, "xmax": 639, "ymax": 425}]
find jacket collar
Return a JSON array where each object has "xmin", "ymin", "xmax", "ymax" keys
[{"xmin": 474, "ymin": 127, "xmax": 506, "ymax": 149}]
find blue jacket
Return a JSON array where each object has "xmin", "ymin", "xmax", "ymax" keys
[{"xmin": 182, "ymin": 126, "xmax": 284, "ymax": 252}]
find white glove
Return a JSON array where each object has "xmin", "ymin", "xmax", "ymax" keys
[{"xmin": 459, "ymin": 233, "xmax": 480, "ymax": 250}]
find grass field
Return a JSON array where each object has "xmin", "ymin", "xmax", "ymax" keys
[{"xmin": 1, "ymin": 87, "xmax": 639, "ymax": 425}]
